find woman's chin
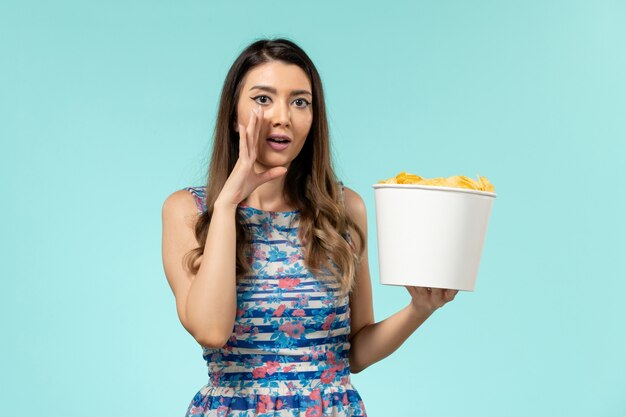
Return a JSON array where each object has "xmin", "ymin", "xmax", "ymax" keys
[{"xmin": 254, "ymin": 159, "xmax": 291, "ymax": 172}]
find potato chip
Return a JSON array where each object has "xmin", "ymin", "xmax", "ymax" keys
[
  {"xmin": 378, "ymin": 172, "xmax": 495, "ymax": 192},
  {"xmin": 478, "ymin": 175, "xmax": 495, "ymax": 192}
]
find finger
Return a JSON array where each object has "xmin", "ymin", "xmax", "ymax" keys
[
  {"xmin": 238, "ymin": 123, "xmax": 248, "ymax": 159},
  {"xmin": 444, "ymin": 289, "xmax": 459, "ymax": 302},
  {"xmin": 249, "ymin": 107, "xmax": 259, "ymax": 157},
  {"xmin": 417, "ymin": 286, "xmax": 429, "ymax": 297},
  {"xmin": 253, "ymin": 106, "xmax": 263, "ymax": 153},
  {"xmin": 431, "ymin": 288, "xmax": 443, "ymax": 299},
  {"xmin": 246, "ymin": 108, "xmax": 257, "ymax": 157},
  {"xmin": 260, "ymin": 167, "xmax": 288, "ymax": 184}
]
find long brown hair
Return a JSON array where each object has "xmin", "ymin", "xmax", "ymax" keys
[{"xmin": 184, "ymin": 38, "xmax": 365, "ymax": 295}]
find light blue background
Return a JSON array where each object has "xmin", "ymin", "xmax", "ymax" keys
[{"xmin": 2, "ymin": 1, "xmax": 625, "ymax": 416}]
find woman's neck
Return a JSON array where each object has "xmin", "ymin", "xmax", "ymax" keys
[{"xmin": 242, "ymin": 174, "xmax": 294, "ymax": 211}]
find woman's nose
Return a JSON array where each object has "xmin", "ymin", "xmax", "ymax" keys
[{"xmin": 269, "ymin": 101, "xmax": 290, "ymax": 127}]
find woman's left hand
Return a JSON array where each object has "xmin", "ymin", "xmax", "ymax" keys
[{"xmin": 405, "ymin": 286, "xmax": 459, "ymax": 315}]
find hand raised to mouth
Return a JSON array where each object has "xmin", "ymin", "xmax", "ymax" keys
[{"xmin": 215, "ymin": 106, "xmax": 288, "ymax": 209}]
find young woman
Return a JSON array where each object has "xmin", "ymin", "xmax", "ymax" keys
[{"xmin": 162, "ymin": 38, "xmax": 458, "ymax": 417}]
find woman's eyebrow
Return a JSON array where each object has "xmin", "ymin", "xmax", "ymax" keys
[{"xmin": 249, "ymin": 85, "xmax": 312, "ymax": 97}]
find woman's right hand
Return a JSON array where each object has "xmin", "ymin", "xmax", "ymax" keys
[{"xmin": 215, "ymin": 106, "xmax": 288, "ymax": 208}]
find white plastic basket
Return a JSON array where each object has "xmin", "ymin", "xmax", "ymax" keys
[{"xmin": 372, "ymin": 183, "xmax": 496, "ymax": 291}]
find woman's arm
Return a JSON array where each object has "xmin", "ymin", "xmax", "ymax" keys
[
  {"xmin": 162, "ymin": 191, "xmax": 238, "ymax": 348},
  {"xmin": 343, "ymin": 187, "xmax": 457, "ymax": 374},
  {"xmin": 162, "ymin": 106, "xmax": 279, "ymax": 349}
]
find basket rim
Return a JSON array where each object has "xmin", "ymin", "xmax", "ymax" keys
[{"xmin": 372, "ymin": 183, "xmax": 497, "ymax": 197}]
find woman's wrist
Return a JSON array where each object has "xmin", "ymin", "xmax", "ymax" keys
[
  {"xmin": 213, "ymin": 199, "xmax": 238, "ymax": 212},
  {"xmin": 407, "ymin": 301, "xmax": 436, "ymax": 320}
]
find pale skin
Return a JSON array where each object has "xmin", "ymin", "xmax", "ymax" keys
[{"xmin": 161, "ymin": 60, "xmax": 458, "ymax": 374}]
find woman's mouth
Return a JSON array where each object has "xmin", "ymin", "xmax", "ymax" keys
[{"xmin": 266, "ymin": 138, "xmax": 290, "ymax": 151}]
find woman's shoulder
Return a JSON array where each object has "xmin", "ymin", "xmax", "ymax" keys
[
  {"xmin": 162, "ymin": 186, "xmax": 205, "ymax": 219},
  {"xmin": 340, "ymin": 183, "xmax": 367, "ymax": 225}
]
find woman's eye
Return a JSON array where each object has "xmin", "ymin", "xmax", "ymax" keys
[
  {"xmin": 294, "ymin": 98, "xmax": 311, "ymax": 108},
  {"xmin": 253, "ymin": 95, "xmax": 270, "ymax": 105}
]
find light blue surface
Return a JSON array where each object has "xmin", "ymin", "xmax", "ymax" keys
[{"xmin": 1, "ymin": 1, "xmax": 624, "ymax": 416}]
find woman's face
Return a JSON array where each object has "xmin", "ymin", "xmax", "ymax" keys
[{"xmin": 235, "ymin": 61, "xmax": 313, "ymax": 172}]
